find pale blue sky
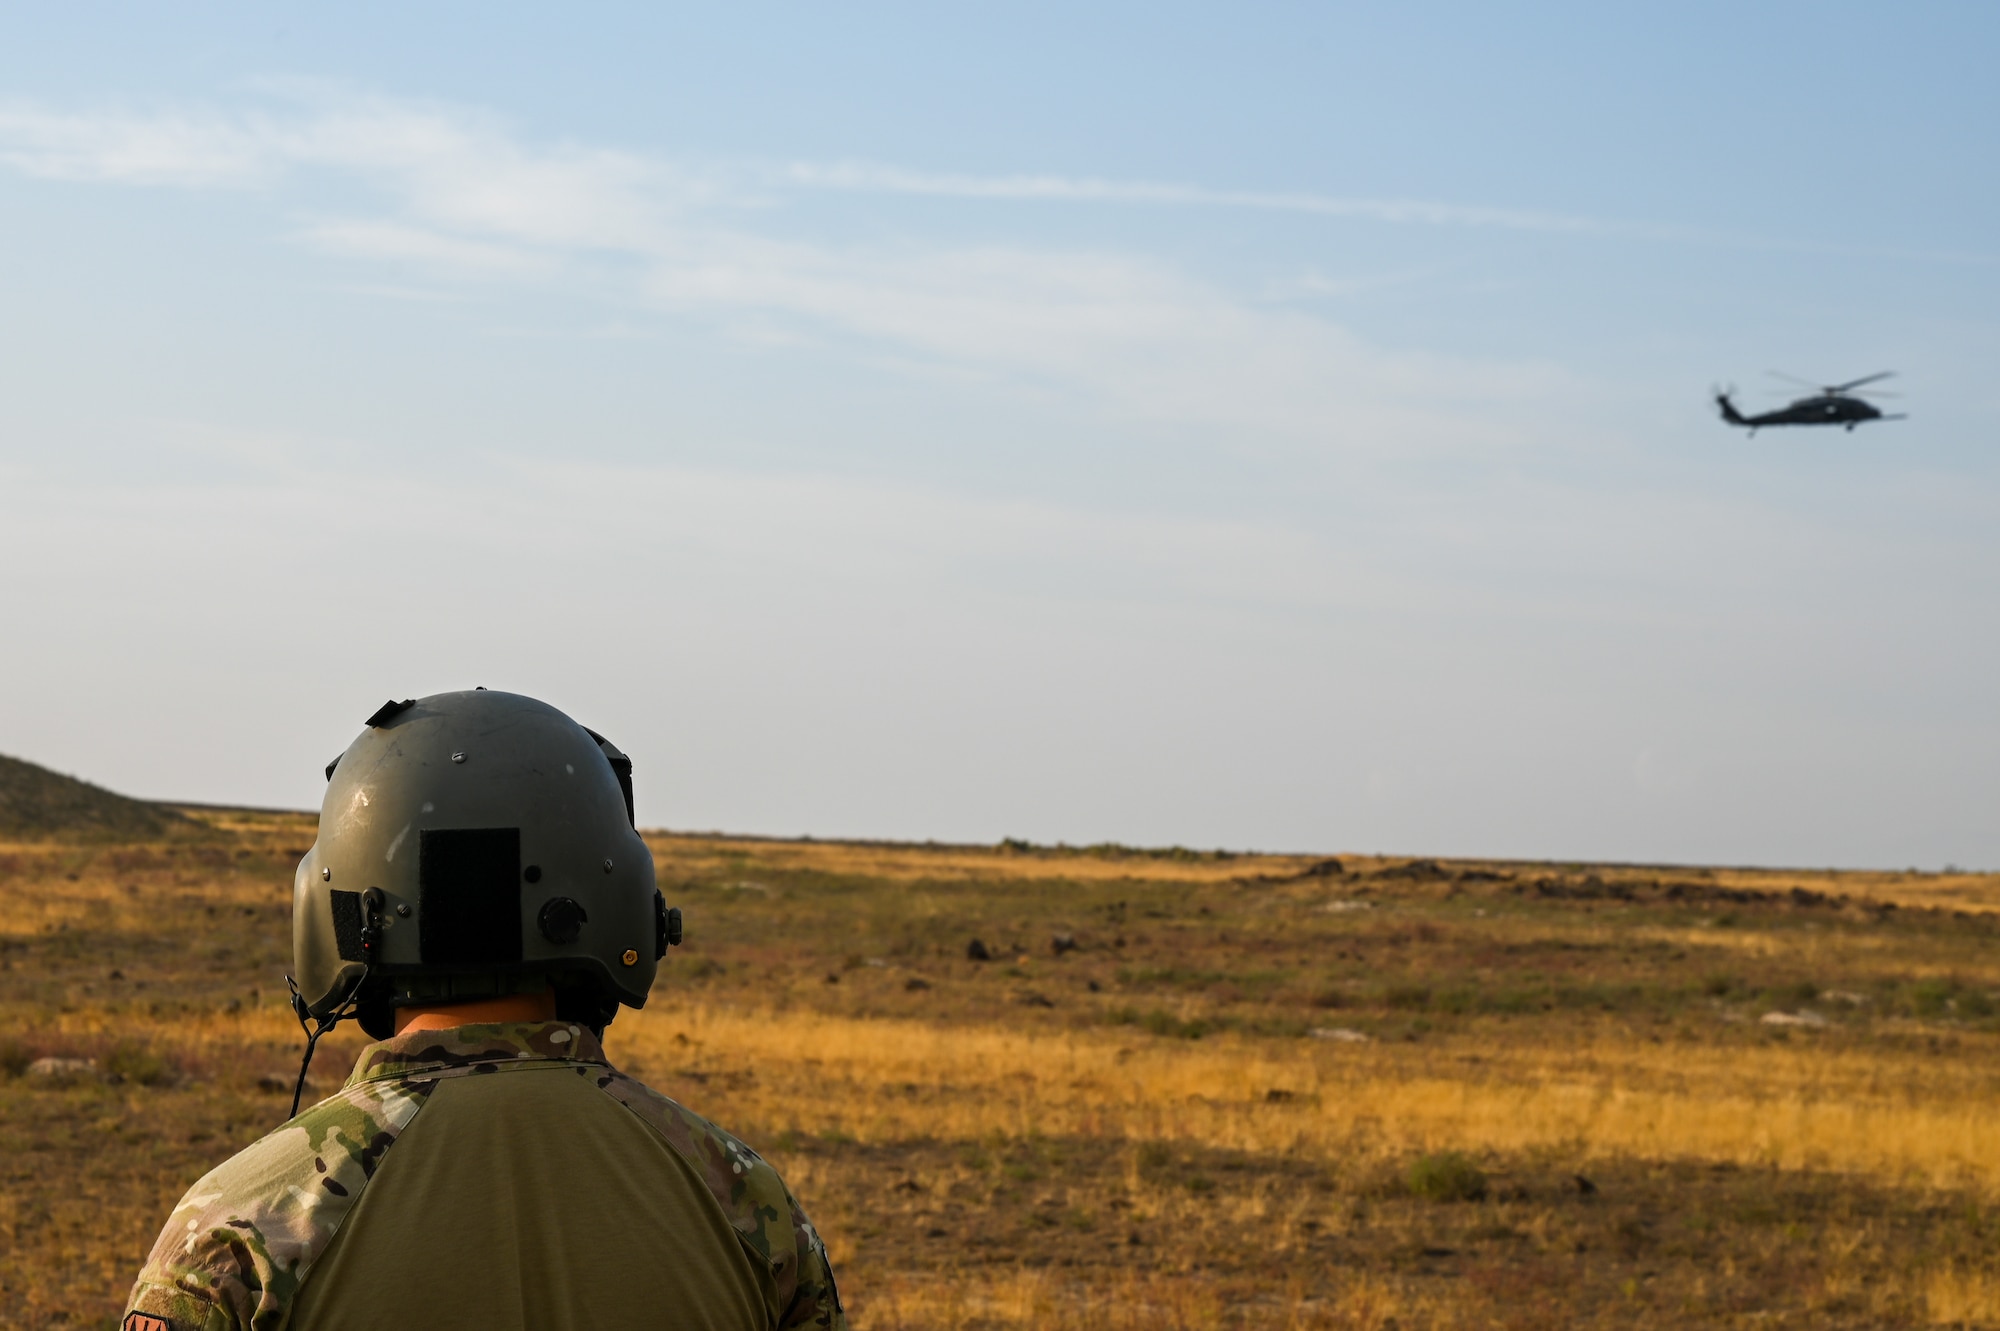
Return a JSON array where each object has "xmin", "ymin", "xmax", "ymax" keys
[{"xmin": 2, "ymin": 4, "xmax": 1995, "ymax": 865}]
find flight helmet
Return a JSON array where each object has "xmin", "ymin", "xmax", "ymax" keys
[{"xmin": 292, "ymin": 689, "xmax": 680, "ymax": 1039}]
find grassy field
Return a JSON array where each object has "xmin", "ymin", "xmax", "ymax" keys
[{"xmin": 5, "ymin": 811, "xmax": 2000, "ymax": 1328}]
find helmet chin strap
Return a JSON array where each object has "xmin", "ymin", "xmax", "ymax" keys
[{"xmin": 284, "ymin": 889, "xmax": 384, "ymax": 1121}]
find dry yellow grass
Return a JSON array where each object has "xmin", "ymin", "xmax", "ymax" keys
[
  {"xmin": 9, "ymin": 816, "xmax": 2000, "ymax": 1328},
  {"xmin": 1928, "ymin": 1267, "xmax": 2000, "ymax": 1328},
  {"xmin": 617, "ymin": 1002, "xmax": 2000, "ymax": 1195},
  {"xmin": 647, "ymin": 833, "xmax": 1306, "ymax": 885},
  {"xmin": 656, "ymin": 832, "xmax": 2000, "ymax": 914}
]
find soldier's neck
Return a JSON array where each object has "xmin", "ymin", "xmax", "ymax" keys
[{"xmin": 395, "ymin": 989, "xmax": 559, "ymax": 1035}]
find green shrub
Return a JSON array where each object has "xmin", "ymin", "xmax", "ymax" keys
[
  {"xmin": 1910, "ymin": 978, "xmax": 1957, "ymax": 1019},
  {"xmin": 1435, "ymin": 987, "xmax": 1478, "ymax": 1015},
  {"xmin": 1406, "ymin": 1151, "xmax": 1488, "ymax": 1203},
  {"xmin": 1107, "ymin": 1006, "xmax": 1208, "ymax": 1038},
  {"xmin": 1384, "ymin": 984, "xmax": 1432, "ymax": 1011},
  {"xmin": 1783, "ymin": 979, "xmax": 1821, "ymax": 1006},
  {"xmin": 103, "ymin": 1041, "xmax": 169, "ymax": 1086},
  {"xmin": 1140, "ymin": 1010, "xmax": 1208, "ymax": 1039}
]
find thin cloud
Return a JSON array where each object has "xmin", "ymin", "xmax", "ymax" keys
[
  {"xmin": 0, "ymin": 105, "xmax": 277, "ymax": 185},
  {"xmin": 300, "ymin": 218, "xmax": 552, "ymax": 275},
  {"xmin": 0, "ymin": 91, "xmax": 1577, "ymax": 453},
  {"xmin": 783, "ymin": 160, "xmax": 1997, "ymax": 266},
  {"xmin": 784, "ymin": 160, "xmax": 1625, "ymax": 237}
]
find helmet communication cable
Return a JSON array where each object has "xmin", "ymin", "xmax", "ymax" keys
[
  {"xmin": 283, "ymin": 888, "xmax": 385, "ymax": 1121},
  {"xmin": 284, "ymin": 968, "xmax": 365, "ymax": 1120}
]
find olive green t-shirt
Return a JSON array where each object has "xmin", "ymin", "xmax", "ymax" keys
[{"xmin": 122, "ymin": 1023, "xmax": 844, "ymax": 1331}]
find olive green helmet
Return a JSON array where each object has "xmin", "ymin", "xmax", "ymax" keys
[{"xmin": 292, "ymin": 689, "xmax": 679, "ymax": 1039}]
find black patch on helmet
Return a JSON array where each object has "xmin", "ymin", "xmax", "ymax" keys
[
  {"xmin": 364, "ymin": 698, "xmax": 417, "ymax": 728},
  {"xmin": 330, "ymin": 890, "xmax": 366, "ymax": 962},
  {"xmin": 418, "ymin": 828, "xmax": 523, "ymax": 965}
]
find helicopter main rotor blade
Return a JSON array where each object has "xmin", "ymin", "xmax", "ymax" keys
[
  {"xmin": 1767, "ymin": 370, "xmax": 1824, "ymax": 390},
  {"xmin": 1830, "ymin": 371, "xmax": 1896, "ymax": 392}
]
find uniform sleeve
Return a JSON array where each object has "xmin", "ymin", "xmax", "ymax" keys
[
  {"xmin": 121, "ymin": 1278, "xmax": 236, "ymax": 1331},
  {"xmin": 121, "ymin": 1203, "xmax": 269, "ymax": 1331},
  {"xmin": 120, "ymin": 1076, "xmax": 436, "ymax": 1331},
  {"xmin": 777, "ymin": 1190, "xmax": 847, "ymax": 1331},
  {"xmin": 595, "ymin": 1070, "xmax": 848, "ymax": 1329}
]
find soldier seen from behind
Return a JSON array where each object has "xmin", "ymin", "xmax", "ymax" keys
[{"xmin": 122, "ymin": 690, "xmax": 845, "ymax": 1331}]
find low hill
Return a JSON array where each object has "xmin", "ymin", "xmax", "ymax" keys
[{"xmin": 0, "ymin": 752, "xmax": 187, "ymax": 840}]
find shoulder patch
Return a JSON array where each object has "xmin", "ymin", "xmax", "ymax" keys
[{"xmin": 124, "ymin": 1074, "xmax": 438, "ymax": 1330}]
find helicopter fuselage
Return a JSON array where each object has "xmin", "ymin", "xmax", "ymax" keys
[{"xmin": 1716, "ymin": 391, "xmax": 1886, "ymax": 432}]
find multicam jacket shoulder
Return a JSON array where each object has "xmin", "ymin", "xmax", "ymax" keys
[
  {"xmin": 123, "ymin": 1022, "xmax": 845, "ymax": 1331},
  {"xmin": 594, "ymin": 1065, "xmax": 843, "ymax": 1327},
  {"xmin": 120, "ymin": 1054, "xmax": 435, "ymax": 1331}
]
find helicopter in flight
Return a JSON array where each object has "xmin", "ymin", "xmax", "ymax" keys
[{"xmin": 1716, "ymin": 372, "xmax": 1905, "ymax": 435}]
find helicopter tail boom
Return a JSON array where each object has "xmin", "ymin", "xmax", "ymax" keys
[{"xmin": 1715, "ymin": 390, "xmax": 1748, "ymax": 427}]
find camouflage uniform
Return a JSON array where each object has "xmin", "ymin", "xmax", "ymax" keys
[{"xmin": 122, "ymin": 1023, "xmax": 844, "ymax": 1331}]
